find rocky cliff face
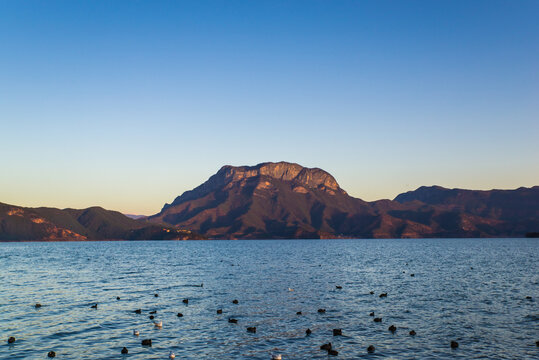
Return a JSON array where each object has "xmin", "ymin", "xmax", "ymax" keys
[{"xmin": 151, "ymin": 162, "xmax": 539, "ymax": 239}]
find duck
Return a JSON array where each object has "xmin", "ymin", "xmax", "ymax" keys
[
  {"xmin": 121, "ymin": 347, "xmax": 128, "ymax": 354},
  {"xmin": 271, "ymin": 355, "xmax": 282, "ymax": 360},
  {"xmin": 320, "ymin": 343, "xmax": 332, "ymax": 351},
  {"xmin": 367, "ymin": 345, "xmax": 375, "ymax": 353},
  {"xmin": 154, "ymin": 321, "xmax": 162, "ymax": 328},
  {"xmin": 141, "ymin": 339, "xmax": 152, "ymax": 346},
  {"xmin": 133, "ymin": 330, "xmax": 139, "ymax": 336},
  {"xmin": 288, "ymin": 288, "xmax": 294, "ymax": 292},
  {"xmin": 169, "ymin": 351, "xmax": 176, "ymax": 359}
]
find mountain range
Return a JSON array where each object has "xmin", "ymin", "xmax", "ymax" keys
[
  {"xmin": 148, "ymin": 162, "xmax": 539, "ymax": 239},
  {"xmin": 2, "ymin": 162, "xmax": 538, "ymax": 240}
]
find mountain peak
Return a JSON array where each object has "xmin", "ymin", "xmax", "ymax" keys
[{"xmin": 162, "ymin": 162, "xmax": 345, "ymax": 211}]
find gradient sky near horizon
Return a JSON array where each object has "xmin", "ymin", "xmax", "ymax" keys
[{"xmin": 1, "ymin": 0, "xmax": 538, "ymax": 215}]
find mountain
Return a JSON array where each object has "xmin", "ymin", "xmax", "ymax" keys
[
  {"xmin": 0, "ymin": 202, "xmax": 204, "ymax": 241},
  {"xmin": 151, "ymin": 162, "xmax": 373, "ymax": 239},
  {"xmin": 150, "ymin": 162, "xmax": 539, "ymax": 239},
  {"xmin": 394, "ymin": 185, "xmax": 539, "ymax": 220},
  {"xmin": 392, "ymin": 185, "xmax": 539, "ymax": 237},
  {"xmin": 394, "ymin": 185, "xmax": 539, "ymax": 230}
]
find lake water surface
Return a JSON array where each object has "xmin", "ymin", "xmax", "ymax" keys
[{"xmin": 1, "ymin": 239, "xmax": 538, "ymax": 359}]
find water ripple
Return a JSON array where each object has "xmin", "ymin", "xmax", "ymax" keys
[{"xmin": 0, "ymin": 239, "xmax": 538, "ymax": 359}]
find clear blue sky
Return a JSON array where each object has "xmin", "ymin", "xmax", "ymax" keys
[{"xmin": 1, "ymin": 0, "xmax": 538, "ymax": 215}]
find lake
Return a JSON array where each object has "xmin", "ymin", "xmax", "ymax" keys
[{"xmin": 1, "ymin": 239, "xmax": 538, "ymax": 359}]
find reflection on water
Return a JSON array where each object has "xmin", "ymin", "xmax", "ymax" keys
[{"xmin": 1, "ymin": 239, "xmax": 538, "ymax": 359}]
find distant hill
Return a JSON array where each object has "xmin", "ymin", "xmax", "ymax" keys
[
  {"xmin": 124, "ymin": 214, "xmax": 148, "ymax": 220},
  {"xmin": 394, "ymin": 185, "xmax": 539, "ymax": 234},
  {"xmin": 0, "ymin": 202, "xmax": 204, "ymax": 241},
  {"xmin": 149, "ymin": 162, "xmax": 539, "ymax": 239}
]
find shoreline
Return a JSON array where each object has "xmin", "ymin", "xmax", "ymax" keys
[{"xmin": 1, "ymin": 236, "xmax": 534, "ymax": 243}]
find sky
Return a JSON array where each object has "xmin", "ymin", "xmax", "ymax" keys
[{"xmin": 1, "ymin": 0, "xmax": 538, "ymax": 215}]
